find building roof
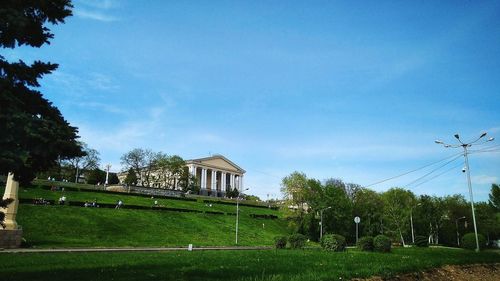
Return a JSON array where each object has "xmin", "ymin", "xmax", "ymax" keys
[{"xmin": 186, "ymin": 154, "xmax": 246, "ymax": 174}]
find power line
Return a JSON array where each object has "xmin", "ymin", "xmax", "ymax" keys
[
  {"xmin": 403, "ymin": 154, "xmax": 463, "ymax": 188},
  {"xmin": 364, "ymin": 152, "xmax": 462, "ymax": 188},
  {"xmin": 410, "ymin": 161, "xmax": 464, "ymax": 189},
  {"xmin": 468, "ymin": 144, "xmax": 500, "ymax": 154}
]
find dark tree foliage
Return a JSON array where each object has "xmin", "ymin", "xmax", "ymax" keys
[
  {"xmin": 0, "ymin": 0, "xmax": 83, "ymax": 184},
  {"xmin": 86, "ymin": 168, "xmax": 106, "ymax": 185},
  {"xmin": 0, "ymin": 198, "xmax": 14, "ymax": 229},
  {"xmin": 124, "ymin": 168, "xmax": 138, "ymax": 186},
  {"xmin": 489, "ymin": 183, "xmax": 500, "ymax": 211}
]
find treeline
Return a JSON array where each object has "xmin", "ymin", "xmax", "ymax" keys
[
  {"xmin": 120, "ymin": 148, "xmax": 192, "ymax": 189},
  {"xmin": 38, "ymin": 142, "xmax": 119, "ymax": 185},
  {"xmin": 281, "ymin": 171, "xmax": 500, "ymax": 247}
]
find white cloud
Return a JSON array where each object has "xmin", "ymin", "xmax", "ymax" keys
[
  {"xmin": 88, "ymin": 73, "xmax": 120, "ymax": 91},
  {"xmin": 74, "ymin": 8, "xmax": 118, "ymax": 22},
  {"xmin": 77, "ymin": 0, "xmax": 117, "ymax": 10},
  {"xmin": 471, "ymin": 175, "xmax": 498, "ymax": 185},
  {"xmin": 78, "ymin": 101, "xmax": 125, "ymax": 114},
  {"xmin": 73, "ymin": 0, "xmax": 120, "ymax": 22}
]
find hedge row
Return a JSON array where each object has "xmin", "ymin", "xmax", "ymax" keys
[
  {"xmin": 202, "ymin": 199, "xmax": 278, "ymax": 210},
  {"xmin": 274, "ymin": 234, "xmax": 307, "ymax": 249},
  {"xmin": 37, "ymin": 184, "xmax": 198, "ymax": 202},
  {"xmin": 250, "ymin": 214, "xmax": 278, "ymax": 219},
  {"xmin": 19, "ymin": 198, "xmax": 276, "ymax": 218}
]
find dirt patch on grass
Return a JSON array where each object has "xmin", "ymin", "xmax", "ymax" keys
[{"xmin": 353, "ymin": 263, "xmax": 500, "ymax": 281}]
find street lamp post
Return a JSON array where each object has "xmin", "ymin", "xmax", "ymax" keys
[
  {"xmin": 319, "ymin": 206, "xmax": 331, "ymax": 241},
  {"xmin": 235, "ymin": 188, "xmax": 249, "ymax": 245},
  {"xmin": 455, "ymin": 216, "xmax": 466, "ymax": 247},
  {"xmin": 410, "ymin": 203, "xmax": 421, "ymax": 244},
  {"xmin": 435, "ymin": 132, "xmax": 494, "ymax": 252},
  {"xmin": 105, "ymin": 164, "xmax": 111, "ymax": 186}
]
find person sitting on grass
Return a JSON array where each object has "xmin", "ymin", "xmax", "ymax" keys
[{"xmin": 58, "ymin": 195, "xmax": 66, "ymax": 205}]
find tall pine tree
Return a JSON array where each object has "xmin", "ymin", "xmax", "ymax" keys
[{"xmin": 0, "ymin": 0, "xmax": 83, "ymax": 184}]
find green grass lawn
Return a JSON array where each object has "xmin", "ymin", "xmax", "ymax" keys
[
  {"xmin": 0, "ymin": 248, "xmax": 498, "ymax": 281},
  {"xmin": 17, "ymin": 205, "xmax": 288, "ymax": 248},
  {"xmin": 13, "ymin": 182, "xmax": 280, "ymax": 216}
]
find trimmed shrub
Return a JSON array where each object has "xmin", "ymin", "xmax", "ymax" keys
[
  {"xmin": 274, "ymin": 236, "xmax": 287, "ymax": 249},
  {"xmin": 414, "ymin": 235, "xmax": 429, "ymax": 247},
  {"xmin": 321, "ymin": 234, "xmax": 346, "ymax": 252},
  {"xmin": 462, "ymin": 233, "xmax": 486, "ymax": 250},
  {"xmin": 357, "ymin": 236, "xmax": 374, "ymax": 251},
  {"xmin": 288, "ymin": 233, "xmax": 307, "ymax": 249},
  {"xmin": 373, "ymin": 234, "xmax": 391, "ymax": 252}
]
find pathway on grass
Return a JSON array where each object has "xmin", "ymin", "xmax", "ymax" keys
[{"xmin": 1, "ymin": 246, "xmax": 272, "ymax": 253}]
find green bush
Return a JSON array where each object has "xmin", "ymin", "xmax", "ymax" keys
[
  {"xmin": 414, "ymin": 235, "xmax": 428, "ymax": 247},
  {"xmin": 274, "ymin": 236, "xmax": 287, "ymax": 249},
  {"xmin": 321, "ymin": 234, "xmax": 346, "ymax": 252},
  {"xmin": 373, "ymin": 234, "xmax": 391, "ymax": 252},
  {"xmin": 357, "ymin": 236, "xmax": 374, "ymax": 251},
  {"xmin": 288, "ymin": 233, "xmax": 307, "ymax": 249},
  {"xmin": 462, "ymin": 233, "xmax": 486, "ymax": 250}
]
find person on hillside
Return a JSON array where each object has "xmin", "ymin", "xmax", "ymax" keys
[
  {"xmin": 59, "ymin": 195, "xmax": 66, "ymax": 205},
  {"xmin": 115, "ymin": 200, "xmax": 123, "ymax": 209}
]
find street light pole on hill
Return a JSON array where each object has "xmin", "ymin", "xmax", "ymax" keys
[
  {"xmin": 435, "ymin": 132, "xmax": 494, "ymax": 252},
  {"xmin": 236, "ymin": 188, "xmax": 250, "ymax": 245},
  {"xmin": 319, "ymin": 206, "xmax": 331, "ymax": 241}
]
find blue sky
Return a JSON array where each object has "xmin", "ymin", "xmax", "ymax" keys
[{"xmin": 7, "ymin": 0, "xmax": 500, "ymax": 201}]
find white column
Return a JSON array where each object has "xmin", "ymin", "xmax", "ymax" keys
[
  {"xmin": 235, "ymin": 175, "xmax": 240, "ymax": 191},
  {"xmin": 240, "ymin": 175, "xmax": 244, "ymax": 191},
  {"xmin": 211, "ymin": 170, "xmax": 216, "ymax": 190},
  {"xmin": 189, "ymin": 165, "xmax": 196, "ymax": 177},
  {"xmin": 229, "ymin": 174, "xmax": 233, "ymax": 190},
  {"xmin": 221, "ymin": 172, "xmax": 226, "ymax": 192},
  {"xmin": 201, "ymin": 168, "xmax": 207, "ymax": 189}
]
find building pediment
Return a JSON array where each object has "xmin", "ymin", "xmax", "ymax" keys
[{"xmin": 186, "ymin": 155, "xmax": 245, "ymax": 174}]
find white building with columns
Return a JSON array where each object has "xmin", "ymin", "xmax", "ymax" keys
[{"xmin": 186, "ymin": 155, "xmax": 245, "ymax": 197}]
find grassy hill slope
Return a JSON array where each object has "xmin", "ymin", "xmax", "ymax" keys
[
  {"xmin": 18, "ymin": 205, "xmax": 287, "ymax": 247},
  {"xmin": 2, "ymin": 182, "xmax": 288, "ymax": 248}
]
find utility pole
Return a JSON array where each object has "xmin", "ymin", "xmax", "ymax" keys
[
  {"xmin": 319, "ymin": 206, "xmax": 331, "ymax": 241},
  {"xmin": 435, "ymin": 132, "xmax": 494, "ymax": 252}
]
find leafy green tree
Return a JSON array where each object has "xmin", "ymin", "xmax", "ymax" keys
[
  {"xmin": 243, "ymin": 194, "xmax": 261, "ymax": 201},
  {"xmin": 382, "ymin": 188, "xmax": 416, "ymax": 246},
  {"xmin": 225, "ymin": 187, "xmax": 240, "ymax": 198},
  {"xmin": 475, "ymin": 202, "xmax": 500, "ymax": 243},
  {"xmin": 107, "ymin": 173, "xmax": 119, "ymax": 185},
  {"xmin": 64, "ymin": 142, "xmax": 100, "ymax": 183},
  {"xmin": 177, "ymin": 167, "xmax": 198, "ymax": 193},
  {"xmin": 489, "ymin": 183, "xmax": 500, "ymax": 211},
  {"xmin": 320, "ymin": 179, "xmax": 353, "ymax": 240},
  {"xmin": 0, "ymin": 0, "xmax": 83, "ymax": 184},
  {"xmin": 124, "ymin": 168, "xmax": 138, "ymax": 186},
  {"xmin": 414, "ymin": 195, "xmax": 448, "ymax": 244},
  {"xmin": 438, "ymin": 194, "xmax": 468, "ymax": 246},
  {"xmin": 353, "ymin": 189, "xmax": 384, "ymax": 237},
  {"xmin": 281, "ymin": 172, "xmax": 310, "ymax": 233},
  {"xmin": 120, "ymin": 148, "xmax": 158, "ymax": 186},
  {"xmin": 85, "ymin": 168, "xmax": 106, "ymax": 185},
  {"xmin": 153, "ymin": 153, "xmax": 186, "ymax": 189}
]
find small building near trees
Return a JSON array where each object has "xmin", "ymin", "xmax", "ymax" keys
[{"xmin": 118, "ymin": 154, "xmax": 245, "ymax": 198}]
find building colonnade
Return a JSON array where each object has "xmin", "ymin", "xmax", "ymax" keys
[{"xmin": 188, "ymin": 164, "xmax": 243, "ymax": 197}]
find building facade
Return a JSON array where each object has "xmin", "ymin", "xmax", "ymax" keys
[
  {"xmin": 118, "ymin": 154, "xmax": 245, "ymax": 198},
  {"xmin": 186, "ymin": 155, "xmax": 245, "ymax": 197}
]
